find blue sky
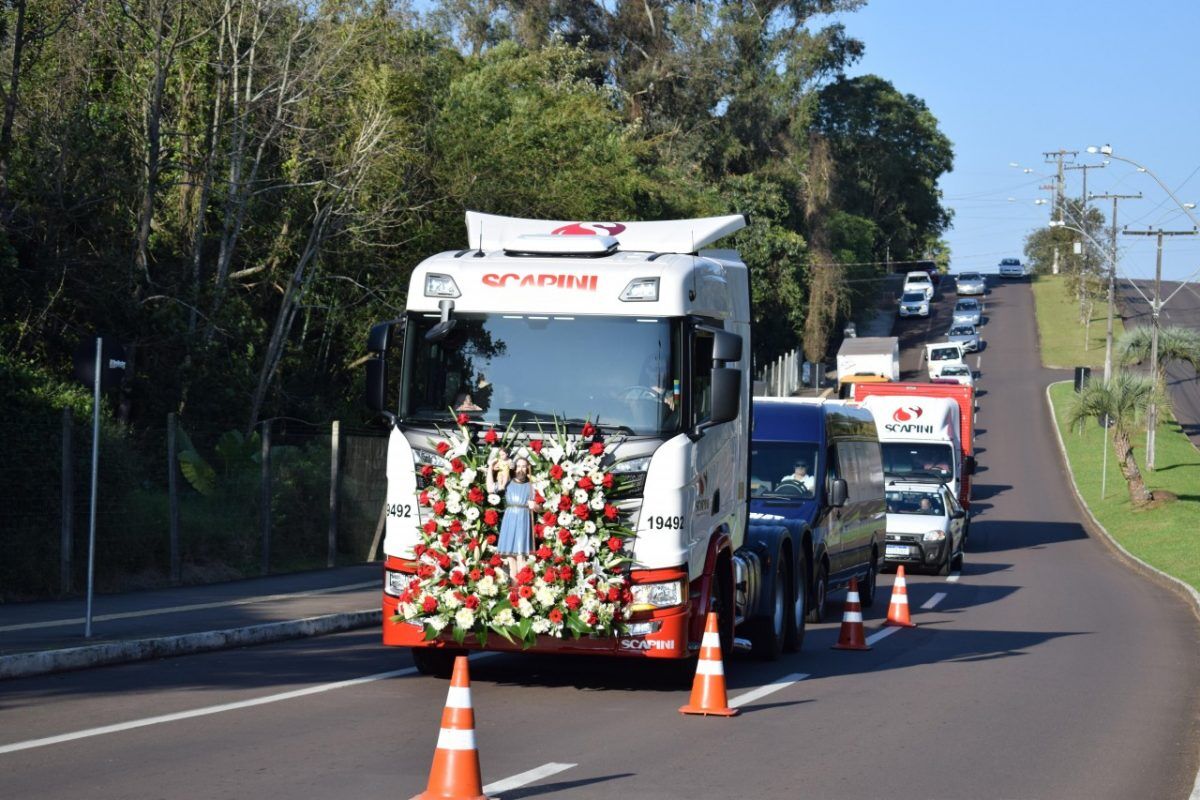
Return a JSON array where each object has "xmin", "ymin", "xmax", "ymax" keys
[{"xmin": 833, "ymin": 0, "xmax": 1200, "ymax": 281}]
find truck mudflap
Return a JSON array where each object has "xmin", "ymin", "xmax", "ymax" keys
[{"xmin": 382, "ymin": 558, "xmax": 695, "ymax": 659}]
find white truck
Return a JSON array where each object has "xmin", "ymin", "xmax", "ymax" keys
[
  {"xmin": 836, "ymin": 336, "xmax": 900, "ymax": 398},
  {"xmin": 924, "ymin": 341, "xmax": 966, "ymax": 380},
  {"xmin": 364, "ymin": 212, "xmax": 813, "ymax": 674},
  {"xmin": 856, "ymin": 395, "xmax": 967, "ymax": 505}
]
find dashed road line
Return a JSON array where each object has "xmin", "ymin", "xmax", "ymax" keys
[
  {"xmin": 728, "ymin": 672, "xmax": 809, "ymax": 709},
  {"xmin": 920, "ymin": 592, "xmax": 947, "ymax": 610},
  {"xmin": 946, "ymin": 571, "xmax": 961, "ymax": 583},
  {"xmin": 484, "ymin": 762, "xmax": 576, "ymax": 797},
  {"xmin": 864, "ymin": 625, "xmax": 902, "ymax": 646},
  {"xmin": 0, "ymin": 581, "xmax": 379, "ymax": 633}
]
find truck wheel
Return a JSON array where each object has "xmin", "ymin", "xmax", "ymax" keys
[
  {"xmin": 806, "ymin": 560, "xmax": 828, "ymax": 624},
  {"xmin": 751, "ymin": 556, "xmax": 788, "ymax": 661},
  {"xmin": 784, "ymin": 553, "xmax": 808, "ymax": 653},
  {"xmin": 859, "ymin": 549, "xmax": 879, "ymax": 608},
  {"xmin": 411, "ymin": 647, "xmax": 461, "ymax": 678}
]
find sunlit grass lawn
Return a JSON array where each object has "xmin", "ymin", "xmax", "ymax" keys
[
  {"xmin": 1049, "ymin": 382, "xmax": 1200, "ymax": 592},
  {"xmin": 1031, "ymin": 274, "xmax": 1123, "ymax": 369}
]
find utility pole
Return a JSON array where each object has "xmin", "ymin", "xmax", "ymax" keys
[
  {"xmin": 1043, "ymin": 149, "xmax": 1078, "ymax": 217},
  {"xmin": 1121, "ymin": 226, "xmax": 1199, "ymax": 469},
  {"xmin": 1090, "ymin": 192, "xmax": 1141, "ymax": 383},
  {"xmin": 1065, "ymin": 163, "xmax": 1106, "ymax": 323}
]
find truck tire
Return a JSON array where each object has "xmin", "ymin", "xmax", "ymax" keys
[
  {"xmin": 411, "ymin": 647, "xmax": 461, "ymax": 678},
  {"xmin": 784, "ymin": 552, "xmax": 808, "ymax": 653},
  {"xmin": 859, "ymin": 548, "xmax": 879, "ymax": 608},
  {"xmin": 751, "ymin": 555, "xmax": 789, "ymax": 661},
  {"xmin": 806, "ymin": 559, "xmax": 829, "ymax": 624}
]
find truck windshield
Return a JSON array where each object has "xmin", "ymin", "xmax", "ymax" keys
[
  {"xmin": 881, "ymin": 443, "xmax": 954, "ymax": 482},
  {"xmin": 750, "ymin": 442, "xmax": 820, "ymax": 500},
  {"xmin": 400, "ymin": 313, "xmax": 682, "ymax": 436}
]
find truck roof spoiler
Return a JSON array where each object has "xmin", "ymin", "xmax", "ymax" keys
[{"xmin": 465, "ymin": 211, "xmax": 747, "ymax": 255}]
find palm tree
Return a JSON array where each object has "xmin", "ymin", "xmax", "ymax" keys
[
  {"xmin": 1066, "ymin": 373, "xmax": 1160, "ymax": 507},
  {"xmin": 1116, "ymin": 325, "xmax": 1200, "ymax": 469}
]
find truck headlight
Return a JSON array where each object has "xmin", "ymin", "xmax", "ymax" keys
[
  {"xmin": 630, "ymin": 580, "xmax": 686, "ymax": 611},
  {"xmin": 384, "ymin": 570, "xmax": 409, "ymax": 597},
  {"xmin": 923, "ymin": 530, "xmax": 946, "ymax": 541},
  {"xmin": 612, "ymin": 456, "xmax": 651, "ymax": 474}
]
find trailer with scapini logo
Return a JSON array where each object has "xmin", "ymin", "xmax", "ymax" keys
[{"xmin": 362, "ymin": 212, "xmax": 809, "ymax": 675}]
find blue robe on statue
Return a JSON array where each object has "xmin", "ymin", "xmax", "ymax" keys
[{"xmin": 497, "ymin": 480, "xmax": 532, "ymax": 555}]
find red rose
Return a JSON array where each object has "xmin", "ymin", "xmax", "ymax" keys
[
  {"xmin": 557, "ymin": 527, "xmax": 572, "ymax": 545},
  {"xmin": 450, "ymin": 458, "xmax": 464, "ymax": 473},
  {"xmin": 420, "ymin": 465, "xmax": 433, "ymax": 478},
  {"xmin": 604, "ymin": 504, "xmax": 618, "ymax": 521},
  {"xmin": 581, "ymin": 422, "xmax": 596, "ymax": 438},
  {"xmin": 414, "ymin": 543, "xmax": 427, "ymax": 557},
  {"xmin": 439, "ymin": 533, "xmax": 451, "ymax": 548},
  {"xmin": 464, "ymin": 595, "xmax": 480, "ymax": 610},
  {"xmin": 606, "ymin": 536, "xmax": 622, "ymax": 553},
  {"xmin": 587, "ymin": 612, "xmax": 598, "ymax": 625},
  {"xmin": 433, "ymin": 500, "xmax": 446, "ymax": 516},
  {"xmin": 484, "ymin": 509, "xmax": 499, "ymax": 526},
  {"xmin": 578, "ymin": 476, "xmax": 594, "ymax": 490},
  {"xmin": 542, "ymin": 568, "xmax": 557, "ymax": 583},
  {"xmin": 417, "ymin": 564, "xmax": 435, "ymax": 578},
  {"xmin": 449, "ymin": 519, "xmax": 463, "ymax": 534},
  {"xmin": 450, "ymin": 570, "xmax": 465, "ymax": 586},
  {"xmin": 484, "ymin": 567, "xmax": 496, "ymax": 578},
  {"xmin": 486, "ymin": 534, "xmax": 497, "ymax": 546},
  {"xmin": 622, "ymin": 588, "xmax": 634, "ymax": 603},
  {"xmin": 457, "ymin": 413, "xmax": 469, "ymax": 426},
  {"xmin": 572, "ymin": 550, "xmax": 586, "ymax": 564},
  {"xmin": 607, "ymin": 586, "xmax": 620, "ymax": 602},
  {"xmin": 542, "ymin": 510, "xmax": 558, "ymax": 526},
  {"xmin": 533, "ymin": 491, "xmax": 545, "ymax": 505},
  {"xmin": 467, "ymin": 537, "xmax": 479, "ymax": 550},
  {"xmin": 509, "ymin": 590, "xmax": 519, "ymax": 604},
  {"xmin": 519, "ymin": 585, "xmax": 534, "ymax": 599},
  {"xmin": 558, "ymin": 495, "xmax": 571, "ymax": 511},
  {"xmin": 418, "ymin": 490, "xmax": 430, "ymax": 506},
  {"xmin": 484, "ymin": 428, "xmax": 498, "ymax": 444},
  {"xmin": 435, "ymin": 474, "xmax": 446, "ymax": 488},
  {"xmin": 489, "ymin": 555, "xmax": 502, "ymax": 567},
  {"xmin": 550, "ymin": 464, "xmax": 564, "ymax": 480},
  {"xmin": 422, "ymin": 595, "xmax": 438, "ymax": 613},
  {"xmin": 436, "ymin": 551, "xmax": 451, "ymax": 568},
  {"xmin": 517, "ymin": 566, "xmax": 534, "ymax": 585},
  {"xmin": 558, "ymin": 565, "xmax": 573, "ymax": 581},
  {"xmin": 422, "ymin": 521, "xmax": 437, "ymax": 534},
  {"xmin": 469, "ymin": 568, "xmax": 482, "ymax": 581},
  {"xmin": 468, "ymin": 487, "xmax": 485, "ymax": 505},
  {"xmin": 602, "ymin": 473, "xmax": 613, "ymax": 489},
  {"xmin": 565, "ymin": 594, "xmax": 581, "ymax": 610},
  {"xmin": 530, "ymin": 439, "xmax": 543, "ymax": 453},
  {"xmin": 590, "ymin": 442, "xmax": 604, "ymax": 456},
  {"xmin": 548, "ymin": 608, "xmax": 564, "ymax": 624},
  {"xmin": 536, "ymin": 546, "xmax": 553, "ymax": 561},
  {"xmin": 573, "ymin": 503, "xmax": 590, "ymax": 520},
  {"xmin": 436, "ymin": 441, "xmax": 450, "ymax": 455}
]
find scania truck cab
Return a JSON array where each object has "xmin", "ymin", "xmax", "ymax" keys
[{"xmin": 364, "ymin": 212, "xmax": 806, "ymax": 674}]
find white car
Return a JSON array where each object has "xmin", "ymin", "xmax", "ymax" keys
[
  {"xmin": 952, "ymin": 298, "xmax": 983, "ymax": 327},
  {"xmin": 884, "ymin": 482, "xmax": 966, "ymax": 574},
  {"xmin": 934, "ymin": 363, "xmax": 975, "ymax": 388},
  {"xmin": 903, "ymin": 271, "xmax": 934, "ymax": 300},
  {"xmin": 898, "ymin": 291, "xmax": 931, "ymax": 318},
  {"xmin": 998, "ymin": 258, "xmax": 1027, "ymax": 279},
  {"xmin": 925, "ymin": 342, "xmax": 966, "ymax": 379}
]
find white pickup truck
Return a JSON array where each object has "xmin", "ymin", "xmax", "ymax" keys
[{"xmin": 924, "ymin": 341, "xmax": 966, "ymax": 380}]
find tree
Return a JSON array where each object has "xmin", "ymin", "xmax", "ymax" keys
[
  {"xmin": 1116, "ymin": 325, "xmax": 1200, "ymax": 385},
  {"xmin": 1065, "ymin": 372, "xmax": 1160, "ymax": 507}
]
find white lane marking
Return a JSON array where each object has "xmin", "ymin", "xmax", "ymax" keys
[
  {"xmin": 728, "ymin": 672, "xmax": 809, "ymax": 709},
  {"xmin": 921, "ymin": 592, "xmax": 947, "ymax": 610},
  {"xmin": 483, "ymin": 762, "xmax": 576, "ymax": 796},
  {"xmin": 864, "ymin": 625, "xmax": 902, "ymax": 646},
  {"xmin": 0, "ymin": 651, "xmax": 497, "ymax": 756},
  {"xmin": 0, "ymin": 581, "xmax": 379, "ymax": 633},
  {"xmin": 946, "ymin": 572, "xmax": 961, "ymax": 583}
]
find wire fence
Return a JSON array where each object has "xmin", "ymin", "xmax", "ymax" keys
[{"xmin": 0, "ymin": 413, "xmax": 387, "ymax": 602}]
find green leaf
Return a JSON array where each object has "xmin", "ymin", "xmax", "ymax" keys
[
  {"xmin": 452, "ymin": 625, "xmax": 467, "ymax": 645},
  {"xmin": 474, "ymin": 627, "xmax": 488, "ymax": 648},
  {"xmin": 423, "ymin": 624, "xmax": 439, "ymax": 642},
  {"xmin": 517, "ymin": 617, "xmax": 533, "ymax": 641},
  {"xmin": 177, "ymin": 449, "xmax": 216, "ymax": 495},
  {"xmin": 490, "ymin": 623, "xmax": 515, "ymax": 644}
]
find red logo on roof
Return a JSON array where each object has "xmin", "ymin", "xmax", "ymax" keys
[
  {"xmin": 551, "ymin": 222, "xmax": 627, "ymax": 236},
  {"xmin": 892, "ymin": 406, "xmax": 923, "ymax": 422}
]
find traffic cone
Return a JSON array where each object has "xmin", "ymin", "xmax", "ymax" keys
[
  {"xmin": 885, "ymin": 565, "xmax": 917, "ymax": 628},
  {"xmin": 411, "ymin": 655, "xmax": 490, "ymax": 800},
  {"xmin": 832, "ymin": 577, "xmax": 871, "ymax": 650},
  {"xmin": 679, "ymin": 611, "xmax": 739, "ymax": 717}
]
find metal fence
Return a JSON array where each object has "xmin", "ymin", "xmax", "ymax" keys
[{"xmin": 0, "ymin": 413, "xmax": 387, "ymax": 602}]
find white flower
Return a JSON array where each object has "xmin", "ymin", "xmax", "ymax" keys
[
  {"xmin": 447, "ymin": 490, "xmax": 462, "ymax": 505},
  {"xmin": 535, "ymin": 586, "xmax": 556, "ymax": 606},
  {"xmin": 447, "ymin": 499, "xmax": 462, "ymax": 515},
  {"xmin": 477, "ymin": 575, "xmax": 498, "ymax": 597},
  {"xmin": 465, "ymin": 506, "xmax": 480, "ymax": 521},
  {"xmin": 428, "ymin": 615, "xmax": 449, "ymax": 632},
  {"xmin": 590, "ymin": 495, "xmax": 605, "ymax": 510},
  {"xmin": 557, "ymin": 512, "xmax": 573, "ymax": 527},
  {"xmin": 493, "ymin": 608, "xmax": 515, "ymax": 626},
  {"xmin": 398, "ymin": 602, "xmax": 418, "ymax": 619},
  {"xmin": 443, "ymin": 593, "xmax": 463, "ymax": 610},
  {"xmin": 583, "ymin": 521, "xmax": 596, "ymax": 534},
  {"xmin": 562, "ymin": 476, "xmax": 576, "ymax": 491},
  {"xmin": 488, "ymin": 493, "xmax": 501, "ymax": 506},
  {"xmin": 462, "ymin": 468, "xmax": 477, "ymax": 485},
  {"xmin": 518, "ymin": 598, "xmax": 535, "ymax": 618},
  {"xmin": 573, "ymin": 489, "xmax": 588, "ymax": 504},
  {"xmin": 455, "ymin": 608, "xmax": 476, "ymax": 629},
  {"xmin": 532, "ymin": 618, "xmax": 551, "ymax": 634},
  {"xmin": 589, "ymin": 470, "xmax": 604, "ymax": 483}
]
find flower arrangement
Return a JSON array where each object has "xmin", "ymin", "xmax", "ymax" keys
[{"xmin": 392, "ymin": 415, "xmax": 635, "ymax": 647}]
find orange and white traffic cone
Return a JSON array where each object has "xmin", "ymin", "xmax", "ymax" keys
[
  {"xmin": 832, "ymin": 577, "xmax": 871, "ymax": 650},
  {"xmin": 411, "ymin": 655, "xmax": 490, "ymax": 800},
  {"xmin": 679, "ymin": 611, "xmax": 739, "ymax": 717},
  {"xmin": 885, "ymin": 565, "xmax": 917, "ymax": 628}
]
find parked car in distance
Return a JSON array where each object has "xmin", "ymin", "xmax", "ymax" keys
[
  {"xmin": 946, "ymin": 323, "xmax": 981, "ymax": 352},
  {"xmin": 952, "ymin": 298, "xmax": 983, "ymax": 327},
  {"xmin": 925, "ymin": 341, "xmax": 966, "ymax": 380},
  {"xmin": 884, "ymin": 481, "xmax": 966, "ymax": 575},
  {"xmin": 998, "ymin": 258, "xmax": 1027, "ymax": 279},
  {"xmin": 898, "ymin": 291, "xmax": 931, "ymax": 318},
  {"xmin": 933, "ymin": 363, "xmax": 975, "ymax": 389},
  {"xmin": 955, "ymin": 272, "xmax": 987, "ymax": 296},
  {"xmin": 903, "ymin": 271, "xmax": 934, "ymax": 300}
]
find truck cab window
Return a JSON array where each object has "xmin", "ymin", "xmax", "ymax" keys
[{"xmin": 690, "ymin": 330, "xmax": 714, "ymax": 427}]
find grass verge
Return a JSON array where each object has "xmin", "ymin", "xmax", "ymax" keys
[
  {"xmin": 1049, "ymin": 381, "xmax": 1200, "ymax": 593},
  {"xmin": 1030, "ymin": 274, "xmax": 1123, "ymax": 369}
]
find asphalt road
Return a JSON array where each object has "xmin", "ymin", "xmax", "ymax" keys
[
  {"xmin": 3, "ymin": 281, "xmax": 1199, "ymax": 800},
  {"xmin": 1116, "ymin": 279, "xmax": 1200, "ymax": 448}
]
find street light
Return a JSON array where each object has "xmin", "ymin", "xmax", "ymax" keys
[{"xmin": 1087, "ymin": 145, "xmax": 1200, "ymax": 228}]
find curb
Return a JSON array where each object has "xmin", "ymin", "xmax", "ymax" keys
[
  {"xmin": 0, "ymin": 609, "xmax": 382, "ymax": 681},
  {"xmin": 1044, "ymin": 381, "xmax": 1200, "ymax": 800}
]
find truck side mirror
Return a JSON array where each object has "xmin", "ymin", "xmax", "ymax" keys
[
  {"xmin": 367, "ymin": 320, "xmax": 395, "ymax": 353},
  {"xmin": 829, "ymin": 478, "xmax": 848, "ymax": 508},
  {"xmin": 712, "ymin": 330, "xmax": 742, "ymax": 363},
  {"xmin": 708, "ymin": 367, "xmax": 740, "ymax": 424},
  {"xmin": 365, "ymin": 356, "xmax": 388, "ymax": 413}
]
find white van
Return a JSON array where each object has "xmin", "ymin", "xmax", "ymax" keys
[
  {"xmin": 924, "ymin": 342, "xmax": 965, "ymax": 380},
  {"xmin": 903, "ymin": 271, "xmax": 934, "ymax": 300},
  {"xmin": 858, "ymin": 395, "xmax": 966, "ymax": 507}
]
